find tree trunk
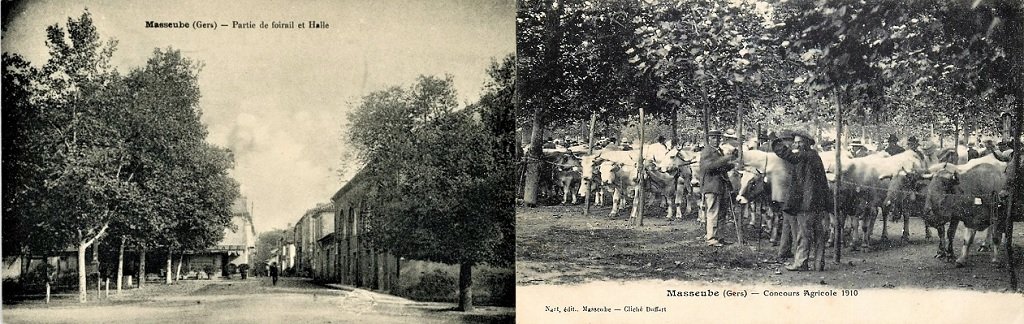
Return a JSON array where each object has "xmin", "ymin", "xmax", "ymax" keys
[
  {"xmin": 585, "ymin": 112, "xmax": 597, "ymax": 217},
  {"xmin": 457, "ymin": 263, "xmax": 474, "ymax": 312},
  {"xmin": 165, "ymin": 249, "xmax": 172, "ymax": 284},
  {"xmin": 175, "ymin": 254, "xmax": 184, "ymax": 281},
  {"xmin": 117, "ymin": 236, "xmax": 125, "ymax": 294},
  {"xmin": 77, "ymin": 223, "xmax": 109, "ymax": 303},
  {"xmin": 523, "ymin": 110, "xmax": 545, "ymax": 207},
  {"xmin": 138, "ymin": 247, "xmax": 146, "ymax": 289},
  {"xmin": 671, "ymin": 105, "xmax": 679, "ymax": 145},
  {"xmin": 634, "ymin": 106, "xmax": 646, "ymax": 226},
  {"xmin": 78, "ymin": 244, "xmax": 88, "ymax": 303}
]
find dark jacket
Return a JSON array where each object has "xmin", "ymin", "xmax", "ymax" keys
[
  {"xmin": 270, "ymin": 265, "xmax": 279, "ymax": 277},
  {"xmin": 884, "ymin": 143, "xmax": 905, "ymax": 156},
  {"xmin": 772, "ymin": 138, "xmax": 833, "ymax": 213},
  {"xmin": 699, "ymin": 145, "xmax": 734, "ymax": 194}
]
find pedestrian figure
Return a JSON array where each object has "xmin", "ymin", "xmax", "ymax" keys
[
  {"xmin": 270, "ymin": 262, "xmax": 279, "ymax": 286},
  {"xmin": 771, "ymin": 131, "xmax": 833, "ymax": 271},
  {"xmin": 699, "ymin": 130, "xmax": 737, "ymax": 247}
]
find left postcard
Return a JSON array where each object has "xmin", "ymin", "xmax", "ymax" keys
[{"xmin": 2, "ymin": 1, "xmax": 516, "ymax": 323}]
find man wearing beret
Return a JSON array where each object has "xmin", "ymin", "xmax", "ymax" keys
[
  {"xmin": 699, "ymin": 130, "xmax": 737, "ymax": 247},
  {"xmin": 771, "ymin": 130, "xmax": 833, "ymax": 271}
]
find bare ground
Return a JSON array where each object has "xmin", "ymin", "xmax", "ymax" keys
[
  {"xmin": 3, "ymin": 278, "xmax": 513, "ymax": 324},
  {"xmin": 517, "ymin": 204, "xmax": 1024, "ymax": 291}
]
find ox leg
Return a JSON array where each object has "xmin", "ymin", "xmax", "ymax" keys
[
  {"xmin": 629, "ymin": 186, "xmax": 641, "ymax": 220},
  {"xmin": 924, "ymin": 221, "xmax": 932, "ymax": 240},
  {"xmin": 880, "ymin": 206, "xmax": 889, "ymax": 241},
  {"xmin": 814, "ymin": 213, "xmax": 827, "ymax": 271},
  {"xmin": 863, "ymin": 208, "xmax": 877, "ymax": 250},
  {"xmin": 609, "ymin": 189, "xmax": 621, "ymax": 217},
  {"xmin": 932, "ymin": 224, "xmax": 946, "ymax": 259},
  {"xmin": 674, "ymin": 190, "xmax": 686, "ymax": 220},
  {"xmin": 901, "ymin": 211, "xmax": 910, "ymax": 242},
  {"xmin": 769, "ymin": 204, "xmax": 782, "ymax": 245},
  {"xmin": 697, "ymin": 198, "xmax": 706, "ymax": 224},
  {"xmin": 943, "ymin": 221, "xmax": 958, "ymax": 263},
  {"xmin": 989, "ymin": 225, "xmax": 1002, "ymax": 265},
  {"xmin": 665, "ymin": 188, "xmax": 676, "ymax": 220},
  {"xmin": 956, "ymin": 226, "xmax": 977, "ymax": 267},
  {"xmin": 978, "ymin": 229, "xmax": 991, "ymax": 253},
  {"xmin": 681, "ymin": 192, "xmax": 691, "ymax": 217}
]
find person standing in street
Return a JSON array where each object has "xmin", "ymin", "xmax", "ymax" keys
[
  {"xmin": 699, "ymin": 130, "xmax": 737, "ymax": 247},
  {"xmin": 771, "ymin": 130, "xmax": 833, "ymax": 271},
  {"xmin": 270, "ymin": 262, "xmax": 279, "ymax": 286}
]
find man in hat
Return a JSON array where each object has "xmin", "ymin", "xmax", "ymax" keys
[
  {"xmin": 850, "ymin": 140, "xmax": 869, "ymax": 158},
  {"xmin": 884, "ymin": 134, "xmax": 905, "ymax": 156},
  {"xmin": 906, "ymin": 136, "xmax": 925, "ymax": 160},
  {"xmin": 771, "ymin": 130, "xmax": 833, "ymax": 271},
  {"xmin": 699, "ymin": 130, "xmax": 737, "ymax": 247}
]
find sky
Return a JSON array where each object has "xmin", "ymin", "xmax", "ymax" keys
[{"xmin": 3, "ymin": 0, "xmax": 515, "ymax": 233}]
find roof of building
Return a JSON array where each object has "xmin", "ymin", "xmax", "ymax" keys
[{"xmin": 331, "ymin": 167, "xmax": 369, "ymax": 202}]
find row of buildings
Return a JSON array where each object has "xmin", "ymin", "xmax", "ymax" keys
[
  {"xmin": 283, "ymin": 170, "xmax": 402, "ymax": 291},
  {"xmin": 4, "ymin": 198, "xmax": 257, "ymax": 286}
]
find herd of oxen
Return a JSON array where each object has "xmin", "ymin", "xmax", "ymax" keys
[{"xmin": 529, "ymin": 136, "xmax": 1023, "ymax": 268}]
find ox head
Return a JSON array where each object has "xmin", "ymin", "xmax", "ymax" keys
[
  {"xmin": 555, "ymin": 151, "xmax": 583, "ymax": 173},
  {"xmin": 922, "ymin": 163, "xmax": 960, "ymax": 195},
  {"xmin": 599, "ymin": 160, "xmax": 625, "ymax": 186},
  {"xmin": 578, "ymin": 155, "xmax": 603, "ymax": 197},
  {"xmin": 735, "ymin": 169, "xmax": 768, "ymax": 204},
  {"xmin": 651, "ymin": 148, "xmax": 696, "ymax": 175}
]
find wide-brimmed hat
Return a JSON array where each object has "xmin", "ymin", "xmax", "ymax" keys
[
  {"xmin": 723, "ymin": 128, "xmax": 739, "ymax": 139},
  {"xmin": 778, "ymin": 130, "xmax": 816, "ymax": 145},
  {"xmin": 707, "ymin": 130, "xmax": 723, "ymax": 137},
  {"xmin": 850, "ymin": 140, "xmax": 864, "ymax": 147}
]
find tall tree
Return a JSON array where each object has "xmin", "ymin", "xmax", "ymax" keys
[{"xmin": 347, "ymin": 75, "xmax": 515, "ymax": 311}]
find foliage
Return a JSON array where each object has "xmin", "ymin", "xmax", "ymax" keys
[
  {"xmin": 256, "ymin": 229, "xmax": 288, "ymax": 263},
  {"xmin": 347, "ymin": 74, "xmax": 515, "ymax": 268},
  {"xmin": 2, "ymin": 11, "xmax": 239, "ymax": 300}
]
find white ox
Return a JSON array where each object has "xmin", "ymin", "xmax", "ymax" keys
[{"xmin": 578, "ymin": 143, "xmax": 694, "ymax": 219}]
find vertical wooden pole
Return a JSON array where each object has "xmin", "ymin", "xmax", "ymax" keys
[
  {"xmin": 634, "ymin": 107, "xmax": 647, "ymax": 226},
  {"xmin": 834, "ymin": 88, "xmax": 844, "ymax": 264},
  {"xmin": 734, "ymin": 93, "xmax": 745, "ymax": 245},
  {"xmin": 585, "ymin": 112, "xmax": 597, "ymax": 217},
  {"xmin": 1005, "ymin": 89, "xmax": 1022, "ymax": 291}
]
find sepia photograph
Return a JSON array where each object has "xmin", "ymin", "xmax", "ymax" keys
[
  {"xmin": 2, "ymin": 0, "xmax": 515, "ymax": 323},
  {"xmin": 514, "ymin": 0, "xmax": 1023, "ymax": 322}
]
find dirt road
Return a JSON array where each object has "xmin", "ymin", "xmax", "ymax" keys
[{"xmin": 3, "ymin": 277, "xmax": 513, "ymax": 324}]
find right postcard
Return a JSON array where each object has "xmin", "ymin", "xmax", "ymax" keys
[{"xmin": 514, "ymin": 0, "xmax": 1024, "ymax": 322}]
